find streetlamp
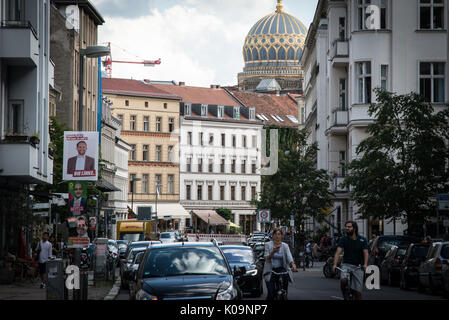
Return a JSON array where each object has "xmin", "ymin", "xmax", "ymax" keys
[
  {"xmin": 78, "ymin": 45, "xmax": 110, "ymax": 131},
  {"xmin": 131, "ymin": 178, "xmax": 141, "ymax": 216}
]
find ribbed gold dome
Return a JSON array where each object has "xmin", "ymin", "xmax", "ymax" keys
[{"xmin": 243, "ymin": 1, "xmax": 308, "ymax": 67}]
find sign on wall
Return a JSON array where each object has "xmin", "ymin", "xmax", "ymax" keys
[{"xmin": 63, "ymin": 132, "xmax": 98, "ymax": 181}]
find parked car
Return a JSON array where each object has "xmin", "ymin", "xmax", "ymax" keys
[
  {"xmin": 120, "ymin": 247, "xmax": 148, "ymax": 289},
  {"xmin": 399, "ymin": 243, "xmax": 431, "ymax": 290},
  {"xmin": 369, "ymin": 235, "xmax": 419, "ymax": 266},
  {"xmin": 128, "ymin": 251, "xmax": 146, "ymax": 300},
  {"xmin": 248, "ymin": 236, "xmax": 269, "ymax": 247},
  {"xmin": 160, "ymin": 232, "xmax": 181, "ymax": 243},
  {"xmin": 380, "ymin": 245, "xmax": 408, "ymax": 286},
  {"xmin": 133, "ymin": 242, "xmax": 244, "ymax": 300},
  {"xmin": 221, "ymin": 245, "xmax": 264, "ymax": 297},
  {"xmin": 418, "ymin": 242, "xmax": 449, "ymax": 295},
  {"xmin": 252, "ymin": 243, "xmax": 265, "ymax": 260}
]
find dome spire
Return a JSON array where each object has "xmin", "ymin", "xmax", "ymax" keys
[{"xmin": 276, "ymin": 0, "xmax": 283, "ymax": 13}]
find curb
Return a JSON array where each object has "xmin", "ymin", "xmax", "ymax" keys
[{"xmin": 104, "ymin": 276, "xmax": 121, "ymax": 300}]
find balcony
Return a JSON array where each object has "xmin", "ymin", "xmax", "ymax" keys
[
  {"xmin": 0, "ymin": 21, "xmax": 39, "ymax": 66},
  {"xmin": 181, "ymin": 200, "xmax": 254, "ymax": 210},
  {"xmin": 331, "ymin": 40, "xmax": 349, "ymax": 67},
  {"xmin": 333, "ymin": 177, "xmax": 348, "ymax": 192},
  {"xmin": 327, "ymin": 109, "xmax": 348, "ymax": 136},
  {"xmin": 349, "ymin": 104, "xmax": 375, "ymax": 127},
  {"xmin": 0, "ymin": 139, "xmax": 52, "ymax": 184}
]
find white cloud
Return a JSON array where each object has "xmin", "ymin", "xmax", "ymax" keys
[{"xmin": 94, "ymin": 0, "xmax": 303, "ymax": 87}]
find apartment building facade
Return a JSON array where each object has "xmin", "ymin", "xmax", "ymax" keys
[
  {"xmin": 102, "ymin": 78, "xmax": 190, "ymax": 231},
  {"xmin": 50, "ymin": 0, "xmax": 104, "ymax": 131},
  {"xmin": 301, "ymin": 0, "xmax": 448, "ymax": 237}
]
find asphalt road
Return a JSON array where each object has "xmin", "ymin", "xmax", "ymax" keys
[{"xmin": 115, "ymin": 262, "xmax": 445, "ymax": 300}]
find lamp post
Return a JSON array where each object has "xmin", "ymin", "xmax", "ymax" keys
[
  {"xmin": 78, "ymin": 46, "xmax": 110, "ymax": 131},
  {"xmin": 131, "ymin": 178, "xmax": 141, "ymax": 216}
]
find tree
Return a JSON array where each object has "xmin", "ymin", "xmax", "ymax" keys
[
  {"xmin": 253, "ymin": 128, "xmax": 334, "ymax": 232},
  {"xmin": 342, "ymin": 89, "xmax": 449, "ymax": 235},
  {"xmin": 215, "ymin": 208, "xmax": 232, "ymax": 221}
]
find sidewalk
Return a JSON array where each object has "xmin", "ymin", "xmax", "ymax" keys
[{"xmin": 0, "ymin": 272, "xmax": 117, "ymax": 300}]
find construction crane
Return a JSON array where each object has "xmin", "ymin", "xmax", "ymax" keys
[{"xmin": 102, "ymin": 42, "xmax": 161, "ymax": 78}]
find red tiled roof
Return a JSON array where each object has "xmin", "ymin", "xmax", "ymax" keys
[
  {"xmin": 151, "ymin": 83, "xmax": 239, "ymax": 106},
  {"xmin": 102, "ymin": 78, "xmax": 181, "ymax": 100},
  {"xmin": 226, "ymin": 89, "xmax": 299, "ymax": 127}
]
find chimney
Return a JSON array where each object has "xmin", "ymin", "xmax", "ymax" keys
[
  {"xmin": 275, "ymin": 90, "xmax": 281, "ymax": 96},
  {"xmin": 143, "ymin": 79, "xmax": 151, "ymax": 83},
  {"xmin": 210, "ymin": 85, "xmax": 220, "ymax": 89},
  {"xmin": 179, "ymin": 82, "xmax": 185, "ymax": 86}
]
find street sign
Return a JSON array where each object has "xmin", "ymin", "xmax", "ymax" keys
[
  {"xmin": 258, "ymin": 209, "xmax": 270, "ymax": 223},
  {"xmin": 33, "ymin": 203, "xmax": 50, "ymax": 210}
]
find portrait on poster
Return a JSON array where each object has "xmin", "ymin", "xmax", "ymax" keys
[{"xmin": 63, "ymin": 132, "xmax": 98, "ymax": 181}]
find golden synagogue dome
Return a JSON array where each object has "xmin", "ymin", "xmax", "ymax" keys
[{"xmin": 243, "ymin": 0, "xmax": 308, "ymax": 68}]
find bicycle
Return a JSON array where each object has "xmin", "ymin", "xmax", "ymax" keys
[
  {"xmin": 335, "ymin": 266, "xmax": 363, "ymax": 300},
  {"xmin": 271, "ymin": 270, "xmax": 289, "ymax": 300},
  {"xmin": 304, "ymin": 252, "xmax": 314, "ymax": 268}
]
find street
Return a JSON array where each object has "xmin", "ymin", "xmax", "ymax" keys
[{"xmin": 115, "ymin": 262, "xmax": 445, "ymax": 301}]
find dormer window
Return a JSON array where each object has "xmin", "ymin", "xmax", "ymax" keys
[
  {"xmin": 184, "ymin": 103, "xmax": 191, "ymax": 116},
  {"xmin": 218, "ymin": 106, "xmax": 224, "ymax": 118},
  {"xmin": 201, "ymin": 104, "xmax": 208, "ymax": 117},
  {"xmin": 233, "ymin": 107, "xmax": 240, "ymax": 120},
  {"xmin": 249, "ymin": 108, "xmax": 256, "ymax": 120}
]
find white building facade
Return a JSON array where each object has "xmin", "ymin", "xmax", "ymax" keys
[
  {"xmin": 301, "ymin": 0, "xmax": 448, "ymax": 237},
  {"xmin": 179, "ymin": 103, "xmax": 263, "ymax": 234},
  {"xmin": 0, "ymin": 0, "xmax": 53, "ymax": 186}
]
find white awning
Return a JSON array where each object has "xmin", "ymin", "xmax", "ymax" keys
[{"xmin": 138, "ymin": 203, "xmax": 191, "ymax": 219}]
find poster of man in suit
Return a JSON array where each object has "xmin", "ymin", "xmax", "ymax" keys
[
  {"xmin": 63, "ymin": 132, "xmax": 98, "ymax": 181},
  {"xmin": 68, "ymin": 181, "xmax": 88, "ymax": 215}
]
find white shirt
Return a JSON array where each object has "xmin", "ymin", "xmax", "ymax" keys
[
  {"xmin": 75, "ymin": 156, "xmax": 86, "ymax": 171},
  {"xmin": 37, "ymin": 240, "xmax": 53, "ymax": 264}
]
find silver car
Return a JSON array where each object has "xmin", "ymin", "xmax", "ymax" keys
[{"xmin": 418, "ymin": 241, "xmax": 449, "ymax": 295}]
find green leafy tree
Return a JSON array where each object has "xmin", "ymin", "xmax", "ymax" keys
[
  {"xmin": 342, "ymin": 89, "xmax": 449, "ymax": 234},
  {"xmin": 215, "ymin": 208, "xmax": 232, "ymax": 221},
  {"xmin": 253, "ymin": 128, "xmax": 334, "ymax": 231}
]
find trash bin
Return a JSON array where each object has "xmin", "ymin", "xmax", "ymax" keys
[{"xmin": 46, "ymin": 259, "xmax": 65, "ymax": 300}]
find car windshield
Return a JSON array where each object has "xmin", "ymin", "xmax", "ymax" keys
[
  {"xmin": 117, "ymin": 240, "xmax": 128, "ymax": 246},
  {"xmin": 396, "ymin": 248, "xmax": 407, "ymax": 257},
  {"xmin": 441, "ymin": 245, "xmax": 449, "ymax": 259},
  {"xmin": 128, "ymin": 249, "xmax": 145, "ymax": 261},
  {"xmin": 411, "ymin": 245, "xmax": 430, "ymax": 258},
  {"xmin": 161, "ymin": 233, "xmax": 174, "ymax": 239},
  {"xmin": 142, "ymin": 246, "xmax": 229, "ymax": 278},
  {"xmin": 222, "ymin": 248, "xmax": 254, "ymax": 263},
  {"xmin": 120, "ymin": 233, "xmax": 143, "ymax": 242},
  {"xmin": 378, "ymin": 239, "xmax": 413, "ymax": 251}
]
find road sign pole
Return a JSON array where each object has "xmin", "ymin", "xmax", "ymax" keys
[{"xmin": 437, "ymin": 198, "xmax": 440, "ymax": 239}]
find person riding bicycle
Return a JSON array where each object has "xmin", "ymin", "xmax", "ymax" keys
[
  {"xmin": 332, "ymin": 221, "xmax": 369, "ymax": 300},
  {"xmin": 263, "ymin": 228, "xmax": 298, "ymax": 300}
]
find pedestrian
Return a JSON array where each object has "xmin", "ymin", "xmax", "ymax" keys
[
  {"xmin": 35, "ymin": 232, "xmax": 53, "ymax": 289},
  {"xmin": 332, "ymin": 221, "xmax": 369, "ymax": 300},
  {"xmin": 49, "ymin": 234, "xmax": 59, "ymax": 257},
  {"xmin": 263, "ymin": 228, "xmax": 298, "ymax": 300}
]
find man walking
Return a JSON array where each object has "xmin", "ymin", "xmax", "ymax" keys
[
  {"xmin": 332, "ymin": 221, "xmax": 369, "ymax": 300},
  {"xmin": 36, "ymin": 232, "xmax": 53, "ymax": 289}
]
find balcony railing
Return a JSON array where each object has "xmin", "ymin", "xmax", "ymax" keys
[
  {"xmin": 1, "ymin": 20, "xmax": 37, "ymax": 38},
  {"xmin": 332, "ymin": 108, "xmax": 349, "ymax": 126},
  {"xmin": 331, "ymin": 40, "xmax": 349, "ymax": 67},
  {"xmin": 333, "ymin": 177, "xmax": 348, "ymax": 192}
]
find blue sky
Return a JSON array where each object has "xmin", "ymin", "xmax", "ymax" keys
[{"xmin": 91, "ymin": 0, "xmax": 319, "ymax": 87}]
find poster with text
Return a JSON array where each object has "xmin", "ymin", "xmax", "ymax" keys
[
  {"xmin": 68, "ymin": 181, "xmax": 88, "ymax": 216},
  {"xmin": 63, "ymin": 131, "xmax": 98, "ymax": 181}
]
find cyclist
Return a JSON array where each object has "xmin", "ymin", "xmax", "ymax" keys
[
  {"xmin": 332, "ymin": 221, "xmax": 369, "ymax": 300},
  {"xmin": 263, "ymin": 228, "xmax": 298, "ymax": 300}
]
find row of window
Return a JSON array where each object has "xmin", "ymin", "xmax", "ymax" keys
[
  {"xmin": 355, "ymin": 0, "xmax": 445, "ymax": 31},
  {"xmin": 185, "ymin": 184, "xmax": 258, "ymax": 202},
  {"xmin": 185, "ymin": 158, "xmax": 258, "ymax": 174},
  {"xmin": 129, "ymin": 173, "xmax": 175, "ymax": 194},
  {"xmin": 117, "ymin": 114, "xmax": 176, "ymax": 133},
  {"xmin": 129, "ymin": 144, "xmax": 175, "ymax": 162},
  {"xmin": 184, "ymin": 104, "xmax": 256, "ymax": 120},
  {"xmin": 353, "ymin": 61, "xmax": 445, "ymax": 104},
  {"xmin": 124, "ymin": 100, "xmax": 168, "ymax": 109},
  {"xmin": 186, "ymin": 132, "xmax": 258, "ymax": 148}
]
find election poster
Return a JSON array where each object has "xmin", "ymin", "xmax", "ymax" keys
[{"xmin": 63, "ymin": 131, "xmax": 98, "ymax": 181}]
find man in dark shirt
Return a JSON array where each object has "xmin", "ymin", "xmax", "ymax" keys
[{"xmin": 332, "ymin": 221, "xmax": 369, "ymax": 300}]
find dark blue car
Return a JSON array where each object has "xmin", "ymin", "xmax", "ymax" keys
[{"xmin": 133, "ymin": 242, "xmax": 244, "ymax": 300}]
